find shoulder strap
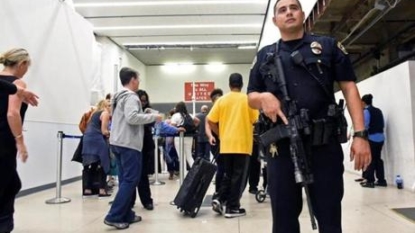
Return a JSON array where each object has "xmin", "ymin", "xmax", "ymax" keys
[{"xmin": 289, "ymin": 48, "xmax": 335, "ymax": 103}]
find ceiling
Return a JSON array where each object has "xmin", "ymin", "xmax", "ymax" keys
[
  {"xmin": 306, "ymin": 0, "xmax": 415, "ymax": 73},
  {"xmin": 72, "ymin": 0, "xmax": 269, "ymax": 66}
]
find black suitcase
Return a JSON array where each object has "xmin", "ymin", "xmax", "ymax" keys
[{"xmin": 174, "ymin": 157, "xmax": 217, "ymax": 218}]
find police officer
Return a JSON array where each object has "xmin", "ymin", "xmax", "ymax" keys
[{"xmin": 247, "ymin": 0, "xmax": 371, "ymax": 233}]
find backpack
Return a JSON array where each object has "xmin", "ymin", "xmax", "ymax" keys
[
  {"xmin": 179, "ymin": 113, "xmax": 197, "ymax": 135},
  {"xmin": 78, "ymin": 108, "xmax": 94, "ymax": 134}
]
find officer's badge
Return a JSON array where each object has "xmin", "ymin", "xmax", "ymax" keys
[
  {"xmin": 337, "ymin": 41, "xmax": 348, "ymax": 55},
  {"xmin": 250, "ymin": 56, "xmax": 257, "ymax": 69},
  {"xmin": 310, "ymin": 41, "xmax": 322, "ymax": 55}
]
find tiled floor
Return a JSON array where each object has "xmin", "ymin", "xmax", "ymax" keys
[{"xmin": 14, "ymin": 171, "xmax": 415, "ymax": 233}]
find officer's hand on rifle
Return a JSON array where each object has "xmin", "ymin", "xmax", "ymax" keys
[
  {"xmin": 260, "ymin": 92, "xmax": 288, "ymax": 124},
  {"xmin": 350, "ymin": 137, "xmax": 371, "ymax": 171}
]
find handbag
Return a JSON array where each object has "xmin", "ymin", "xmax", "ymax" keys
[{"xmin": 71, "ymin": 136, "xmax": 83, "ymax": 163}]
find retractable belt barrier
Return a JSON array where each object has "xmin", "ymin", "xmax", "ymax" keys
[
  {"xmin": 150, "ymin": 133, "xmax": 165, "ymax": 186},
  {"xmin": 45, "ymin": 131, "xmax": 81, "ymax": 204},
  {"xmin": 178, "ymin": 131, "xmax": 185, "ymax": 185}
]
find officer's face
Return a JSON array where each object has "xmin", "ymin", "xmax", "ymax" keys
[{"xmin": 273, "ymin": 0, "xmax": 305, "ymax": 33}]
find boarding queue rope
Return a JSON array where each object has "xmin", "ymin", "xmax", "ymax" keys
[{"xmin": 45, "ymin": 131, "xmax": 80, "ymax": 204}]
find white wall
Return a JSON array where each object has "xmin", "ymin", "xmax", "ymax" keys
[
  {"xmin": 339, "ymin": 61, "xmax": 415, "ymax": 190},
  {"xmin": 146, "ymin": 64, "xmax": 251, "ymax": 103},
  {"xmin": 95, "ymin": 36, "xmax": 147, "ymax": 95},
  {"xmin": 0, "ymin": 0, "xmax": 145, "ymax": 191}
]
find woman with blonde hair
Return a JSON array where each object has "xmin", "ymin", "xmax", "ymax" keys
[
  {"xmin": 81, "ymin": 99, "xmax": 112, "ymax": 197},
  {"xmin": 0, "ymin": 48, "xmax": 33, "ymax": 233}
]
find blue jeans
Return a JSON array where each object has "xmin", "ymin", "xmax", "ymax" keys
[{"xmin": 105, "ymin": 145, "xmax": 142, "ymax": 223}]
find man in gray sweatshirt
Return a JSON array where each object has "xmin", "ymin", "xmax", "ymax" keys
[{"xmin": 104, "ymin": 67, "xmax": 161, "ymax": 230}]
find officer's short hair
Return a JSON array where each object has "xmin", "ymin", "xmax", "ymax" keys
[
  {"xmin": 274, "ymin": 0, "xmax": 303, "ymax": 14},
  {"xmin": 362, "ymin": 94, "xmax": 373, "ymax": 105},
  {"xmin": 119, "ymin": 67, "xmax": 139, "ymax": 86}
]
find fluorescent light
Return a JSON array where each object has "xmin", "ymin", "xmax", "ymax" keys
[
  {"xmin": 238, "ymin": 45, "xmax": 257, "ymax": 49},
  {"xmin": 162, "ymin": 63, "xmax": 196, "ymax": 74},
  {"xmin": 205, "ymin": 63, "xmax": 226, "ymax": 72},
  {"xmin": 124, "ymin": 41, "xmax": 257, "ymax": 46},
  {"xmin": 74, "ymin": 1, "xmax": 266, "ymax": 8},
  {"xmin": 95, "ymin": 24, "xmax": 262, "ymax": 31}
]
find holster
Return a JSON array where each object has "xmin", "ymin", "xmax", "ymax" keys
[{"xmin": 311, "ymin": 114, "xmax": 348, "ymax": 146}]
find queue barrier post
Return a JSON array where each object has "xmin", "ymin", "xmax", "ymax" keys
[
  {"xmin": 45, "ymin": 131, "xmax": 81, "ymax": 204},
  {"xmin": 150, "ymin": 132, "xmax": 165, "ymax": 186}
]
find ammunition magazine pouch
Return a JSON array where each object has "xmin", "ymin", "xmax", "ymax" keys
[
  {"xmin": 259, "ymin": 124, "xmax": 290, "ymax": 147},
  {"xmin": 311, "ymin": 118, "xmax": 332, "ymax": 146},
  {"xmin": 311, "ymin": 115, "xmax": 348, "ymax": 146}
]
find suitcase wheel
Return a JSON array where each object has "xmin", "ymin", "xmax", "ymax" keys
[
  {"xmin": 190, "ymin": 207, "xmax": 200, "ymax": 218},
  {"xmin": 255, "ymin": 190, "xmax": 266, "ymax": 203}
]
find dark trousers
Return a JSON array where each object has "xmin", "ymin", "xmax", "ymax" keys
[
  {"xmin": 83, "ymin": 162, "xmax": 106, "ymax": 192},
  {"xmin": 268, "ymin": 141, "xmax": 344, "ymax": 233},
  {"xmin": 0, "ymin": 147, "xmax": 21, "ymax": 233},
  {"xmin": 217, "ymin": 154, "xmax": 250, "ymax": 209},
  {"xmin": 248, "ymin": 142, "xmax": 261, "ymax": 191},
  {"xmin": 262, "ymin": 166, "xmax": 268, "ymax": 190},
  {"xmin": 215, "ymin": 155, "xmax": 224, "ymax": 194},
  {"xmin": 133, "ymin": 150, "xmax": 153, "ymax": 206},
  {"xmin": 105, "ymin": 145, "xmax": 142, "ymax": 223},
  {"xmin": 210, "ymin": 137, "xmax": 224, "ymax": 194},
  {"xmin": 196, "ymin": 141, "xmax": 211, "ymax": 160},
  {"xmin": 365, "ymin": 141, "xmax": 385, "ymax": 183}
]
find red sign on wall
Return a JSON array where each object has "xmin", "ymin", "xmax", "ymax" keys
[{"xmin": 184, "ymin": 82, "xmax": 215, "ymax": 101}]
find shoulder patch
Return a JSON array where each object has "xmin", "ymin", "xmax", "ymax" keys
[{"xmin": 337, "ymin": 41, "xmax": 348, "ymax": 55}]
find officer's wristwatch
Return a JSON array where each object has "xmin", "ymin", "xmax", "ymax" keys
[{"xmin": 353, "ymin": 130, "xmax": 368, "ymax": 140}]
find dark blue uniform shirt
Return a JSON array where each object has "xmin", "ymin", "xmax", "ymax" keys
[{"xmin": 248, "ymin": 33, "xmax": 356, "ymax": 119}]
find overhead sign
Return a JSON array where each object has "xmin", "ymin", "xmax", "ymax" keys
[{"xmin": 184, "ymin": 82, "xmax": 215, "ymax": 101}]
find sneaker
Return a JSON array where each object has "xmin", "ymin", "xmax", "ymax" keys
[
  {"xmin": 212, "ymin": 199, "xmax": 223, "ymax": 215},
  {"xmin": 130, "ymin": 215, "xmax": 142, "ymax": 224},
  {"xmin": 375, "ymin": 180, "xmax": 387, "ymax": 187},
  {"xmin": 248, "ymin": 188, "xmax": 258, "ymax": 194},
  {"xmin": 144, "ymin": 203, "xmax": 154, "ymax": 210},
  {"xmin": 82, "ymin": 193, "xmax": 98, "ymax": 199},
  {"xmin": 360, "ymin": 182, "xmax": 375, "ymax": 188},
  {"xmin": 104, "ymin": 220, "xmax": 129, "ymax": 229},
  {"xmin": 225, "ymin": 208, "xmax": 246, "ymax": 218}
]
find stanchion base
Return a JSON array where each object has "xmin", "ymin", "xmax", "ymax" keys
[
  {"xmin": 45, "ymin": 197, "xmax": 71, "ymax": 204},
  {"xmin": 150, "ymin": 180, "xmax": 165, "ymax": 186}
]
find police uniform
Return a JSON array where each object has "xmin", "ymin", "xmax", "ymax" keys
[{"xmin": 247, "ymin": 34, "xmax": 357, "ymax": 233}]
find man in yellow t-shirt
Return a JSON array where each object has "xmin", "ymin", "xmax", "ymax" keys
[{"xmin": 207, "ymin": 73, "xmax": 258, "ymax": 218}]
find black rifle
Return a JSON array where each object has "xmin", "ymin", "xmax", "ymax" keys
[{"xmin": 258, "ymin": 44, "xmax": 318, "ymax": 230}]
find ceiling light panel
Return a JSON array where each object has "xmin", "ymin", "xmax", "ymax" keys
[
  {"xmin": 74, "ymin": 3, "xmax": 268, "ymax": 17},
  {"xmin": 94, "ymin": 27, "xmax": 262, "ymax": 37},
  {"xmin": 74, "ymin": 1, "xmax": 267, "ymax": 8},
  {"xmin": 88, "ymin": 15, "xmax": 264, "ymax": 27},
  {"xmin": 112, "ymin": 35, "xmax": 260, "ymax": 46}
]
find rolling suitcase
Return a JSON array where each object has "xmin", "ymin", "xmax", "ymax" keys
[{"xmin": 173, "ymin": 157, "xmax": 217, "ymax": 218}]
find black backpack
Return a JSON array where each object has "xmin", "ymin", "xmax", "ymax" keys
[{"xmin": 179, "ymin": 113, "xmax": 197, "ymax": 135}]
